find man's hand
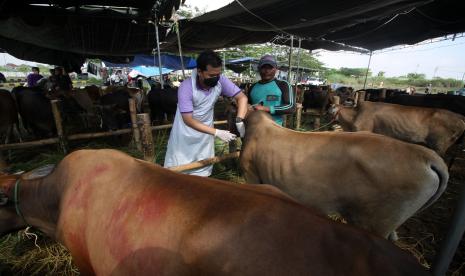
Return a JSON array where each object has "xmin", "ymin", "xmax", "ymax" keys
[
  {"xmin": 215, "ymin": 129, "xmax": 237, "ymax": 142},
  {"xmin": 235, "ymin": 121, "xmax": 245, "ymax": 138},
  {"xmin": 253, "ymin": 105, "xmax": 270, "ymax": 112}
]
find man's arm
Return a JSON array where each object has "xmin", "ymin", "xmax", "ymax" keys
[
  {"xmin": 234, "ymin": 92, "xmax": 248, "ymax": 119},
  {"xmin": 181, "ymin": 113, "xmax": 216, "ymax": 135}
]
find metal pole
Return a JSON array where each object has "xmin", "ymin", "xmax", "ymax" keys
[
  {"xmin": 295, "ymin": 38, "xmax": 302, "ymax": 85},
  {"xmin": 223, "ymin": 52, "xmax": 226, "ymax": 72},
  {"xmin": 154, "ymin": 17, "xmax": 164, "ymax": 88},
  {"xmin": 363, "ymin": 51, "xmax": 373, "ymax": 89},
  {"xmin": 175, "ymin": 20, "xmax": 186, "ymax": 79},
  {"xmin": 287, "ymin": 35, "xmax": 294, "ymax": 82},
  {"xmin": 431, "ymin": 184, "xmax": 465, "ymax": 276}
]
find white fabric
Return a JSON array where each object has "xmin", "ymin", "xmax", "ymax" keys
[{"xmin": 164, "ymin": 70, "xmax": 222, "ymax": 176}]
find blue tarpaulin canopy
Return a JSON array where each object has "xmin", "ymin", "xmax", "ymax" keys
[
  {"xmin": 131, "ymin": 66, "xmax": 174, "ymax": 77},
  {"xmin": 104, "ymin": 53, "xmax": 196, "ymax": 70}
]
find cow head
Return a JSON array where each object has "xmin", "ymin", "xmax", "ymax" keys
[
  {"xmin": 0, "ymin": 174, "xmax": 26, "ymax": 236},
  {"xmin": 328, "ymin": 104, "xmax": 341, "ymax": 119}
]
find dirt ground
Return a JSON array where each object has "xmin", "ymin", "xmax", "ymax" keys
[{"xmin": 397, "ymin": 148, "xmax": 465, "ymax": 275}]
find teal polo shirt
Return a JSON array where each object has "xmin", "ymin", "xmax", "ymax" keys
[{"xmin": 249, "ymin": 79, "xmax": 294, "ymax": 125}]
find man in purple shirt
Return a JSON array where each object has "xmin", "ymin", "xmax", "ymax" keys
[
  {"xmin": 164, "ymin": 50, "xmax": 248, "ymax": 176},
  {"xmin": 26, "ymin": 67, "xmax": 43, "ymax": 87}
]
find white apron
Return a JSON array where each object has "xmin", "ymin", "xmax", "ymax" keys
[{"xmin": 164, "ymin": 70, "xmax": 222, "ymax": 176}]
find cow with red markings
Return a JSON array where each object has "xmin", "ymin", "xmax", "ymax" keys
[{"xmin": 0, "ymin": 149, "xmax": 429, "ymax": 275}]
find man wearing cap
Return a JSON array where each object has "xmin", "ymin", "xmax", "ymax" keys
[
  {"xmin": 248, "ymin": 55, "xmax": 295, "ymax": 125},
  {"xmin": 26, "ymin": 67, "xmax": 44, "ymax": 87},
  {"xmin": 164, "ymin": 50, "xmax": 248, "ymax": 177}
]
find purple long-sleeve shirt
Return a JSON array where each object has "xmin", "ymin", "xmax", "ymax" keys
[
  {"xmin": 27, "ymin": 73, "xmax": 43, "ymax": 87},
  {"xmin": 178, "ymin": 75, "xmax": 241, "ymax": 113}
]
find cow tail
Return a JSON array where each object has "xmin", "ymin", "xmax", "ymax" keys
[{"xmin": 417, "ymin": 162, "xmax": 449, "ymax": 213}]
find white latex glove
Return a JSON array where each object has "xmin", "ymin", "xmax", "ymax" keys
[
  {"xmin": 215, "ymin": 129, "xmax": 237, "ymax": 142},
  {"xmin": 235, "ymin": 122, "xmax": 245, "ymax": 138}
]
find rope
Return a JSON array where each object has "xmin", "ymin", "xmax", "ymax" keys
[
  {"xmin": 233, "ymin": 0, "xmax": 293, "ymax": 36},
  {"xmin": 308, "ymin": 118, "xmax": 336, "ymax": 132},
  {"xmin": 23, "ymin": 227, "xmax": 41, "ymax": 250},
  {"xmin": 14, "ymin": 179, "xmax": 29, "ymax": 226}
]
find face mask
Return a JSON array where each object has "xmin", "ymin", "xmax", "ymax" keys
[{"xmin": 203, "ymin": 75, "xmax": 220, "ymax": 87}]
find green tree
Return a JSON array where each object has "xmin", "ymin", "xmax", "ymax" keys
[
  {"xmin": 377, "ymin": 71, "xmax": 385, "ymax": 78},
  {"xmin": 338, "ymin": 67, "xmax": 370, "ymax": 78}
]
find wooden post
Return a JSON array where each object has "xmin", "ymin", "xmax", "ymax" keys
[
  {"xmin": 128, "ymin": 99, "xmax": 142, "ymax": 150},
  {"xmin": 357, "ymin": 91, "xmax": 366, "ymax": 105},
  {"xmin": 296, "ymin": 103, "xmax": 303, "ymax": 129},
  {"xmin": 137, "ymin": 113, "xmax": 154, "ymax": 162},
  {"xmin": 51, "ymin": 100, "xmax": 67, "ymax": 154},
  {"xmin": 333, "ymin": 95, "xmax": 340, "ymax": 105},
  {"xmin": 282, "ymin": 115, "xmax": 288, "ymax": 128},
  {"xmin": 314, "ymin": 116, "xmax": 321, "ymax": 130},
  {"xmin": 380, "ymin": 88, "xmax": 387, "ymax": 101}
]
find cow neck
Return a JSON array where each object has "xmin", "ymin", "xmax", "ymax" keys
[
  {"xmin": 14, "ymin": 179, "xmax": 29, "ymax": 226},
  {"xmin": 16, "ymin": 176, "xmax": 61, "ymax": 238},
  {"xmin": 338, "ymin": 107, "xmax": 357, "ymax": 131}
]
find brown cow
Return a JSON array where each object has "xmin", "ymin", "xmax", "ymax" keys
[
  {"xmin": 330, "ymin": 101, "xmax": 465, "ymax": 156},
  {"xmin": 0, "ymin": 149, "xmax": 429, "ymax": 275},
  {"xmin": 241, "ymin": 111, "xmax": 448, "ymax": 240}
]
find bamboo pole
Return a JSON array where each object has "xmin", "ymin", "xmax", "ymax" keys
[
  {"xmin": 282, "ymin": 115, "xmax": 288, "ymax": 128},
  {"xmin": 0, "ymin": 121, "xmax": 228, "ymax": 151},
  {"xmin": 51, "ymin": 100, "xmax": 67, "ymax": 154},
  {"xmin": 0, "ymin": 138, "xmax": 59, "ymax": 150},
  {"xmin": 174, "ymin": 19, "xmax": 186, "ymax": 79},
  {"xmin": 314, "ymin": 117, "xmax": 321, "ymax": 130},
  {"xmin": 287, "ymin": 35, "xmax": 294, "ymax": 82},
  {"xmin": 357, "ymin": 91, "xmax": 366, "ymax": 106},
  {"xmin": 363, "ymin": 51, "xmax": 373, "ymax": 89},
  {"xmin": 168, "ymin": 151, "xmax": 240, "ymax": 172},
  {"xmin": 129, "ymin": 99, "xmax": 142, "ymax": 150},
  {"xmin": 138, "ymin": 113, "xmax": 154, "ymax": 161},
  {"xmin": 296, "ymin": 103, "xmax": 302, "ymax": 129},
  {"xmin": 380, "ymin": 88, "xmax": 387, "ymax": 101}
]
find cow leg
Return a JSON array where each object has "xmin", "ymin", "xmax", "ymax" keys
[
  {"xmin": 388, "ymin": 231, "xmax": 399, "ymax": 241},
  {"xmin": 4, "ymin": 125, "xmax": 12, "ymax": 144},
  {"xmin": 14, "ymin": 124, "xmax": 22, "ymax": 142},
  {"xmin": 240, "ymin": 160, "xmax": 262, "ymax": 184}
]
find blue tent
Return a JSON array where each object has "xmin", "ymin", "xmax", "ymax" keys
[
  {"xmin": 104, "ymin": 54, "xmax": 196, "ymax": 70},
  {"xmin": 131, "ymin": 66, "xmax": 173, "ymax": 77}
]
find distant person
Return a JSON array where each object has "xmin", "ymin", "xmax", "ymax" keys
[
  {"xmin": 0, "ymin": 72, "xmax": 6, "ymax": 83},
  {"xmin": 248, "ymin": 54, "xmax": 295, "ymax": 126},
  {"xmin": 26, "ymin": 67, "xmax": 44, "ymax": 87},
  {"xmin": 54, "ymin": 67, "xmax": 73, "ymax": 91},
  {"xmin": 110, "ymin": 70, "xmax": 127, "ymax": 85}
]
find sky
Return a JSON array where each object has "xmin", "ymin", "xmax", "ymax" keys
[{"xmin": 2, "ymin": 0, "xmax": 464, "ymax": 80}]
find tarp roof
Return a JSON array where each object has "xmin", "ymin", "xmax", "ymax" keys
[
  {"xmin": 104, "ymin": 53, "xmax": 196, "ymax": 70},
  {"xmin": 131, "ymin": 65, "xmax": 173, "ymax": 77},
  {"xmin": 162, "ymin": 0, "xmax": 465, "ymax": 52},
  {"xmin": 0, "ymin": 0, "xmax": 184, "ymax": 72}
]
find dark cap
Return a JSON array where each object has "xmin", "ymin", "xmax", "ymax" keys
[{"xmin": 258, "ymin": 54, "xmax": 277, "ymax": 69}]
